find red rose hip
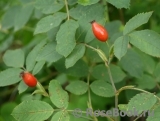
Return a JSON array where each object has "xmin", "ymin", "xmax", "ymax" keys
[
  {"xmin": 20, "ymin": 72, "xmax": 37, "ymax": 87},
  {"xmin": 91, "ymin": 20, "xmax": 109, "ymax": 42}
]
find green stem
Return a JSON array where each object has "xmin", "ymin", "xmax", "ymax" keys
[
  {"xmin": 107, "ymin": 117, "xmax": 115, "ymax": 121},
  {"xmin": 105, "ymin": 1, "xmax": 110, "ymax": 22},
  {"xmin": 54, "ymin": 109, "xmax": 63, "ymax": 112},
  {"xmin": 87, "ymin": 74, "xmax": 98, "ymax": 121},
  {"xmin": 106, "ymin": 63, "xmax": 118, "ymax": 121},
  {"xmin": 84, "ymin": 43, "xmax": 118, "ymax": 121},
  {"xmin": 106, "ymin": 64, "xmax": 117, "ymax": 93},
  {"xmin": 130, "ymin": 88, "xmax": 160, "ymax": 101},
  {"xmin": 36, "ymin": 82, "xmax": 49, "ymax": 97},
  {"xmin": 115, "ymin": 95, "xmax": 119, "ymax": 121},
  {"xmin": 155, "ymin": 81, "xmax": 160, "ymax": 90},
  {"xmin": 118, "ymin": 86, "xmax": 160, "ymax": 101},
  {"xmin": 133, "ymin": 111, "xmax": 151, "ymax": 121},
  {"xmin": 84, "ymin": 43, "xmax": 97, "ymax": 50},
  {"xmin": 67, "ymin": 109, "xmax": 87, "ymax": 114},
  {"xmin": 64, "ymin": 0, "xmax": 70, "ymax": 20},
  {"xmin": 87, "ymin": 74, "xmax": 92, "ymax": 107},
  {"xmin": 133, "ymin": 112, "xmax": 144, "ymax": 121}
]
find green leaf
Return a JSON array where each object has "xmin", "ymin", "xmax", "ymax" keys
[
  {"xmin": 70, "ymin": 4, "xmax": 105, "ymax": 22},
  {"xmin": 53, "ymin": 59, "xmax": 89, "ymax": 77},
  {"xmin": 123, "ymin": 12, "xmax": 152, "ymax": 35},
  {"xmin": 51, "ymin": 110, "xmax": 69, "ymax": 121},
  {"xmin": 23, "ymin": 35, "xmax": 46, "ymax": 52},
  {"xmin": 114, "ymin": 35, "xmax": 129, "ymax": 60},
  {"xmin": 56, "ymin": 20, "xmax": 79, "ymax": 57},
  {"xmin": 12, "ymin": 100, "xmax": 53, "ymax": 121},
  {"xmin": 110, "ymin": 32, "xmax": 123, "ymax": 45},
  {"xmin": 78, "ymin": 0, "xmax": 99, "ymax": 6},
  {"xmin": 119, "ymin": 49, "xmax": 144, "ymax": 78},
  {"xmin": 130, "ymin": 30, "xmax": 160, "ymax": 57},
  {"xmin": 21, "ymin": 94, "xmax": 42, "ymax": 101},
  {"xmin": 127, "ymin": 93, "xmax": 157, "ymax": 115},
  {"xmin": 0, "ymin": 68, "xmax": 22, "ymax": 87},
  {"xmin": 34, "ymin": 12, "xmax": 67, "ymax": 34},
  {"xmin": 56, "ymin": 74, "xmax": 68, "ymax": 85},
  {"xmin": 135, "ymin": 74, "xmax": 156, "ymax": 90},
  {"xmin": 136, "ymin": 49, "xmax": 156, "ymax": 74},
  {"xmin": 32, "ymin": 61, "xmax": 45, "ymax": 75},
  {"xmin": 36, "ymin": 42, "xmax": 62, "ymax": 63},
  {"xmin": 66, "ymin": 60, "xmax": 88, "ymax": 77},
  {"xmin": 14, "ymin": 4, "xmax": 34, "ymax": 31},
  {"xmin": 84, "ymin": 28, "xmax": 95, "ymax": 43},
  {"xmin": 67, "ymin": 62, "xmax": 88, "ymax": 77},
  {"xmin": 47, "ymin": 26, "xmax": 60, "ymax": 40},
  {"xmin": 105, "ymin": 20, "xmax": 122, "ymax": 37},
  {"xmin": 70, "ymin": 4, "xmax": 106, "ymax": 43},
  {"xmin": 68, "ymin": 0, "xmax": 77, "ymax": 5},
  {"xmin": 34, "ymin": 0, "xmax": 64, "ymax": 14},
  {"xmin": 91, "ymin": 64, "xmax": 126, "ymax": 83},
  {"xmin": 108, "ymin": 64, "xmax": 126, "ymax": 83},
  {"xmin": 26, "ymin": 39, "xmax": 47, "ymax": 72},
  {"xmin": 1, "ymin": 102, "xmax": 17, "ymax": 121},
  {"xmin": 1, "ymin": 5, "xmax": 20, "ymax": 29},
  {"xmin": 118, "ymin": 104, "xmax": 128, "ymax": 112},
  {"xmin": 147, "ymin": 105, "xmax": 160, "ymax": 121},
  {"xmin": 18, "ymin": 81, "xmax": 28, "ymax": 94},
  {"xmin": 49, "ymin": 80, "xmax": 69, "ymax": 108},
  {"xmin": 106, "ymin": 0, "xmax": 130, "ymax": 9},
  {"xmin": 19, "ymin": 0, "xmax": 33, "ymax": 4},
  {"xmin": 0, "ymin": 35, "xmax": 13, "ymax": 52},
  {"xmin": 3, "ymin": 49, "xmax": 25, "ymax": 68},
  {"xmin": 65, "ymin": 44, "xmax": 85, "ymax": 68},
  {"xmin": 90, "ymin": 80, "xmax": 114, "ymax": 97},
  {"xmin": 153, "ymin": 62, "xmax": 160, "ymax": 82},
  {"xmin": 66, "ymin": 81, "xmax": 88, "ymax": 95},
  {"xmin": 34, "ymin": 8, "xmax": 43, "ymax": 19}
]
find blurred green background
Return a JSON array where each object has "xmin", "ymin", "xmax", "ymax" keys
[{"xmin": 0, "ymin": 0, "xmax": 160, "ymax": 121}]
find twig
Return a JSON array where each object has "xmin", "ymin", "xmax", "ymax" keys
[
  {"xmin": 87, "ymin": 74, "xmax": 98, "ymax": 121},
  {"xmin": 106, "ymin": 63, "xmax": 118, "ymax": 121},
  {"xmin": 84, "ymin": 43, "xmax": 118, "ymax": 121},
  {"xmin": 118, "ymin": 86, "xmax": 160, "ymax": 101},
  {"xmin": 64, "ymin": 0, "xmax": 70, "ymax": 20},
  {"xmin": 106, "ymin": 64, "xmax": 117, "ymax": 93}
]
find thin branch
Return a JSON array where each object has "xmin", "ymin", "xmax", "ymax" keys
[
  {"xmin": 131, "ymin": 88, "xmax": 160, "ymax": 101},
  {"xmin": 64, "ymin": 0, "xmax": 70, "ymax": 20},
  {"xmin": 87, "ymin": 74, "xmax": 92, "ymax": 107},
  {"xmin": 133, "ymin": 114, "xmax": 142, "ymax": 121},
  {"xmin": 133, "ymin": 111, "xmax": 147, "ymax": 121},
  {"xmin": 118, "ymin": 86, "xmax": 160, "ymax": 101},
  {"xmin": 119, "ymin": 9, "xmax": 125, "ymax": 25},
  {"xmin": 84, "ymin": 43, "xmax": 97, "ymax": 50},
  {"xmin": 84, "ymin": 43, "xmax": 118, "ymax": 121},
  {"xmin": 87, "ymin": 74, "xmax": 98, "ymax": 121},
  {"xmin": 106, "ymin": 63, "xmax": 117, "ymax": 93},
  {"xmin": 106, "ymin": 64, "xmax": 118, "ymax": 121}
]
